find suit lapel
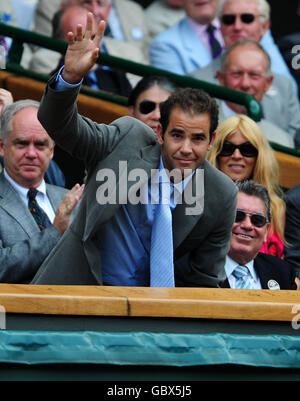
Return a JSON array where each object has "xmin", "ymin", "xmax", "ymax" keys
[
  {"xmin": 46, "ymin": 184, "xmax": 64, "ymax": 211},
  {"xmin": 254, "ymin": 254, "xmax": 276, "ymax": 289},
  {"xmin": 0, "ymin": 173, "xmax": 39, "ymax": 237},
  {"xmin": 180, "ymin": 19, "xmax": 212, "ymax": 70},
  {"xmin": 172, "ymin": 166, "xmax": 205, "ymax": 250}
]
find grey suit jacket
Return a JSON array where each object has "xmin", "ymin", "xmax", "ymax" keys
[
  {"xmin": 32, "ymin": 76, "xmax": 238, "ymax": 287},
  {"xmin": 0, "ymin": 173, "xmax": 67, "ymax": 283},
  {"xmin": 191, "ymin": 58, "xmax": 300, "ymax": 141}
]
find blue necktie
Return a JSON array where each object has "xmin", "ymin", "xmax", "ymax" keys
[
  {"xmin": 150, "ymin": 182, "xmax": 175, "ymax": 287},
  {"xmin": 232, "ymin": 265, "xmax": 252, "ymax": 289},
  {"xmin": 28, "ymin": 189, "xmax": 52, "ymax": 231},
  {"xmin": 206, "ymin": 25, "xmax": 222, "ymax": 59}
]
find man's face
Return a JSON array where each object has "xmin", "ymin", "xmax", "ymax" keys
[
  {"xmin": 62, "ymin": 7, "xmax": 97, "ymax": 40},
  {"xmin": 217, "ymin": 45, "xmax": 273, "ymax": 103},
  {"xmin": 228, "ymin": 192, "xmax": 268, "ymax": 264},
  {"xmin": 81, "ymin": 0, "xmax": 111, "ymax": 23},
  {"xmin": 0, "ymin": 107, "xmax": 54, "ymax": 188},
  {"xmin": 183, "ymin": 0, "xmax": 219, "ymax": 25},
  {"xmin": 156, "ymin": 107, "xmax": 215, "ymax": 177},
  {"xmin": 221, "ymin": 0, "xmax": 269, "ymax": 47}
]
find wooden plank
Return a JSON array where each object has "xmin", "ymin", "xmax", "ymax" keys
[
  {"xmin": 3, "ymin": 74, "xmax": 128, "ymax": 124},
  {"xmin": 0, "ymin": 284, "xmax": 299, "ymax": 322},
  {"xmin": 275, "ymin": 150, "xmax": 300, "ymax": 189}
]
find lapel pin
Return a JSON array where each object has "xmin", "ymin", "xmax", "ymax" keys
[{"xmin": 267, "ymin": 279, "xmax": 280, "ymax": 290}]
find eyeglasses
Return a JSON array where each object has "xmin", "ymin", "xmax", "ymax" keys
[
  {"xmin": 219, "ymin": 141, "xmax": 258, "ymax": 157},
  {"xmin": 138, "ymin": 100, "xmax": 159, "ymax": 115},
  {"xmin": 235, "ymin": 209, "xmax": 269, "ymax": 228},
  {"xmin": 221, "ymin": 13, "xmax": 261, "ymax": 25}
]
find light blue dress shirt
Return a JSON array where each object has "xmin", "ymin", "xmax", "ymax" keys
[
  {"xmin": 225, "ymin": 255, "xmax": 262, "ymax": 289},
  {"xmin": 96, "ymin": 158, "xmax": 193, "ymax": 286}
]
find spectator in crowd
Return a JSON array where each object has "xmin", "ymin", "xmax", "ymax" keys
[
  {"xmin": 149, "ymin": 0, "xmax": 223, "ymax": 75},
  {"xmin": 222, "ymin": 180, "xmax": 296, "ymax": 290},
  {"xmin": 284, "ymin": 185, "xmax": 300, "ymax": 278},
  {"xmin": 52, "ymin": 5, "xmax": 132, "ymax": 96},
  {"xmin": 214, "ymin": 39, "xmax": 298, "ymax": 147},
  {"xmin": 0, "ymin": 99, "xmax": 84, "ymax": 283},
  {"xmin": 191, "ymin": 0, "xmax": 298, "ymax": 92},
  {"xmin": 0, "ymin": 88, "xmax": 66, "ymax": 186},
  {"xmin": 145, "ymin": 0, "xmax": 185, "ymax": 42},
  {"xmin": 208, "ymin": 114, "xmax": 286, "ymax": 259},
  {"xmin": 29, "ymin": 0, "xmax": 149, "ymax": 76},
  {"xmin": 31, "ymin": 15, "xmax": 238, "ymax": 287},
  {"xmin": 128, "ymin": 75, "xmax": 177, "ymax": 134}
]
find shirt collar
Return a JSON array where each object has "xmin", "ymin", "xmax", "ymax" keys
[
  {"xmin": 187, "ymin": 16, "xmax": 221, "ymax": 35},
  {"xmin": 4, "ymin": 168, "xmax": 47, "ymax": 197},
  {"xmin": 225, "ymin": 255, "xmax": 257, "ymax": 281}
]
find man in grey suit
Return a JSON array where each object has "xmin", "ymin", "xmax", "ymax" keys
[
  {"xmin": 32, "ymin": 14, "xmax": 238, "ymax": 288},
  {"xmin": 202, "ymin": 39, "xmax": 297, "ymax": 148},
  {"xmin": 0, "ymin": 99, "xmax": 84, "ymax": 283}
]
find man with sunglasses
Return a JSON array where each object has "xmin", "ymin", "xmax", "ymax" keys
[
  {"xmin": 31, "ymin": 14, "xmax": 238, "ymax": 288},
  {"xmin": 222, "ymin": 180, "xmax": 297, "ymax": 290},
  {"xmin": 191, "ymin": 0, "xmax": 297, "ymax": 91}
]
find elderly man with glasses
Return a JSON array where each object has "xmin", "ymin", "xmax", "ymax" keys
[
  {"xmin": 191, "ymin": 0, "xmax": 297, "ymax": 90},
  {"xmin": 214, "ymin": 39, "xmax": 297, "ymax": 148},
  {"xmin": 221, "ymin": 180, "xmax": 297, "ymax": 290}
]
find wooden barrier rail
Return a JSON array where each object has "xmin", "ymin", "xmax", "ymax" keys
[{"xmin": 0, "ymin": 284, "xmax": 299, "ymax": 322}]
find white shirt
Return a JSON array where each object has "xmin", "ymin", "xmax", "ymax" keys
[
  {"xmin": 225, "ymin": 255, "xmax": 262, "ymax": 289},
  {"xmin": 4, "ymin": 169, "xmax": 55, "ymax": 223}
]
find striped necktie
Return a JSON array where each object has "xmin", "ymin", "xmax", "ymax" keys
[
  {"xmin": 206, "ymin": 25, "xmax": 222, "ymax": 59},
  {"xmin": 232, "ymin": 265, "xmax": 252, "ymax": 289},
  {"xmin": 28, "ymin": 188, "xmax": 52, "ymax": 231},
  {"xmin": 150, "ymin": 182, "xmax": 175, "ymax": 287}
]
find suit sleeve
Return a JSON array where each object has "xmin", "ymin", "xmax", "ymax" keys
[
  {"xmin": 37, "ymin": 75, "xmax": 126, "ymax": 170},
  {"xmin": 0, "ymin": 226, "xmax": 61, "ymax": 283}
]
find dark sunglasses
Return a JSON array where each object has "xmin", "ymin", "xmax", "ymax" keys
[
  {"xmin": 221, "ymin": 13, "xmax": 260, "ymax": 25},
  {"xmin": 139, "ymin": 100, "xmax": 159, "ymax": 115},
  {"xmin": 219, "ymin": 141, "xmax": 258, "ymax": 157},
  {"xmin": 235, "ymin": 209, "xmax": 269, "ymax": 228}
]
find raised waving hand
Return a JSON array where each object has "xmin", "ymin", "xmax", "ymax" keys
[{"xmin": 62, "ymin": 13, "xmax": 106, "ymax": 84}]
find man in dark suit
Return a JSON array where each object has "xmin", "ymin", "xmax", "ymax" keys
[
  {"xmin": 284, "ymin": 184, "xmax": 300, "ymax": 278},
  {"xmin": 0, "ymin": 99, "xmax": 84, "ymax": 283},
  {"xmin": 32, "ymin": 14, "xmax": 238, "ymax": 287},
  {"xmin": 222, "ymin": 180, "xmax": 296, "ymax": 290}
]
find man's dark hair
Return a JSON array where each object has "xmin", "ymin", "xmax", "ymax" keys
[
  {"xmin": 235, "ymin": 180, "xmax": 271, "ymax": 222},
  {"xmin": 159, "ymin": 87, "xmax": 219, "ymax": 140}
]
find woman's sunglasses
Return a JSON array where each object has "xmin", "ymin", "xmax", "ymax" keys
[
  {"xmin": 219, "ymin": 141, "xmax": 258, "ymax": 158},
  {"xmin": 221, "ymin": 13, "xmax": 260, "ymax": 25},
  {"xmin": 235, "ymin": 209, "xmax": 269, "ymax": 228},
  {"xmin": 138, "ymin": 100, "xmax": 159, "ymax": 115}
]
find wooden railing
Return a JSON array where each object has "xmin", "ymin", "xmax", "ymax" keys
[{"xmin": 0, "ymin": 284, "xmax": 299, "ymax": 322}]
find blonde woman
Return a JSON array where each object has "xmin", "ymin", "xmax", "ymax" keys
[{"xmin": 208, "ymin": 114, "xmax": 285, "ymax": 258}]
